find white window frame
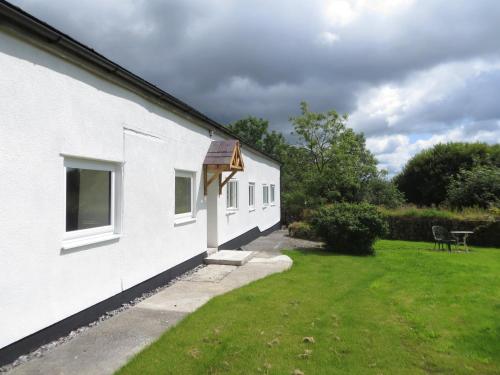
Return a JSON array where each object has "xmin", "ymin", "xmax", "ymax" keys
[
  {"xmin": 227, "ymin": 179, "xmax": 239, "ymax": 211},
  {"xmin": 270, "ymin": 184, "xmax": 276, "ymax": 205},
  {"xmin": 62, "ymin": 157, "xmax": 122, "ymax": 249},
  {"xmin": 248, "ymin": 182, "xmax": 255, "ymax": 211},
  {"xmin": 263, "ymin": 184, "xmax": 269, "ymax": 207},
  {"xmin": 174, "ymin": 169, "xmax": 196, "ymax": 222}
]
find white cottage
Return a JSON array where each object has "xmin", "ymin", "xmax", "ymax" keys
[{"xmin": 0, "ymin": 1, "xmax": 280, "ymax": 365}]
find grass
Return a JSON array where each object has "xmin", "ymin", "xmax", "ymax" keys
[
  {"xmin": 379, "ymin": 205, "xmax": 498, "ymax": 221},
  {"xmin": 117, "ymin": 240, "xmax": 500, "ymax": 375}
]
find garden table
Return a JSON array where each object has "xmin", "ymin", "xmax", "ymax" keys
[{"xmin": 451, "ymin": 231, "xmax": 474, "ymax": 252}]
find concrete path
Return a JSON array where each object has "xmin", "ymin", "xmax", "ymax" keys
[
  {"xmin": 6, "ymin": 231, "xmax": 308, "ymax": 375},
  {"xmin": 242, "ymin": 229, "xmax": 322, "ymax": 256}
]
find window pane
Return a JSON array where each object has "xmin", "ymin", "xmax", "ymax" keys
[
  {"xmin": 271, "ymin": 185, "xmax": 275, "ymax": 202},
  {"xmin": 175, "ymin": 176, "xmax": 191, "ymax": 214},
  {"xmin": 249, "ymin": 184, "xmax": 254, "ymax": 206},
  {"xmin": 235, "ymin": 181, "xmax": 238, "ymax": 208},
  {"xmin": 227, "ymin": 182, "xmax": 232, "ymax": 208},
  {"xmin": 66, "ymin": 168, "xmax": 111, "ymax": 231},
  {"xmin": 227, "ymin": 181, "xmax": 238, "ymax": 209}
]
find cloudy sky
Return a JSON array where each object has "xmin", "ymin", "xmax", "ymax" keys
[{"xmin": 11, "ymin": 0, "xmax": 500, "ymax": 174}]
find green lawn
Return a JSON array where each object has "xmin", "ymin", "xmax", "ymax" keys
[{"xmin": 117, "ymin": 241, "xmax": 500, "ymax": 374}]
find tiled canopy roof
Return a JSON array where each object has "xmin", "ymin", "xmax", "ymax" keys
[
  {"xmin": 203, "ymin": 140, "xmax": 244, "ymax": 195},
  {"xmin": 203, "ymin": 140, "xmax": 240, "ymax": 166}
]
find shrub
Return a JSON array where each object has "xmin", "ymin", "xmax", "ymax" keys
[
  {"xmin": 281, "ymin": 190, "xmax": 308, "ymax": 224},
  {"xmin": 288, "ymin": 221, "xmax": 315, "ymax": 240},
  {"xmin": 446, "ymin": 165, "xmax": 500, "ymax": 209},
  {"xmin": 311, "ymin": 203, "xmax": 388, "ymax": 255},
  {"xmin": 394, "ymin": 142, "xmax": 500, "ymax": 206},
  {"xmin": 362, "ymin": 175, "xmax": 405, "ymax": 208}
]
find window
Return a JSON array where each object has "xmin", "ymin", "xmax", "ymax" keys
[
  {"xmin": 270, "ymin": 184, "xmax": 276, "ymax": 204},
  {"xmin": 263, "ymin": 184, "xmax": 269, "ymax": 206},
  {"xmin": 175, "ymin": 170, "xmax": 195, "ymax": 219},
  {"xmin": 227, "ymin": 180, "xmax": 238, "ymax": 210},
  {"xmin": 248, "ymin": 182, "xmax": 255, "ymax": 210},
  {"xmin": 64, "ymin": 157, "xmax": 121, "ymax": 248}
]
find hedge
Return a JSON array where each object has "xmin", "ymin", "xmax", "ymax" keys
[{"xmin": 383, "ymin": 216, "xmax": 500, "ymax": 247}]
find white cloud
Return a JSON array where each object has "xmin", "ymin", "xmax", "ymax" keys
[
  {"xmin": 323, "ymin": 0, "xmax": 415, "ymax": 27},
  {"xmin": 366, "ymin": 134, "xmax": 409, "ymax": 154},
  {"xmin": 317, "ymin": 31, "xmax": 340, "ymax": 45},
  {"xmin": 351, "ymin": 58, "xmax": 500, "ymax": 138},
  {"xmin": 367, "ymin": 122, "xmax": 500, "ymax": 175}
]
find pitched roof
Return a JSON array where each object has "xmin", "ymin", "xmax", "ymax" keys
[
  {"xmin": 0, "ymin": 0, "xmax": 280, "ymax": 165},
  {"xmin": 203, "ymin": 140, "xmax": 238, "ymax": 166}
]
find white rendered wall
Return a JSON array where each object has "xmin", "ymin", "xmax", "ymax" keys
[
  {"xmin": 0, "ymin": 31, "xmax": 280, "ymax": 349},
  {"xmin": 217, "ymin": 147, "xmax": 281, "ymax": 246}
]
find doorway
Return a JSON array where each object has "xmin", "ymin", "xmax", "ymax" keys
[{"xmin": 206, "ymin": 176, "xmax": 218, "ymax": 249}]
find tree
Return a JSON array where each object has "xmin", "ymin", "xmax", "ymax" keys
[
  {"xmin": 226, "ymin": 116, "xmax": 286, "ymax": 160},
  {"xmin": 395, "ymin": 142, "xmax": 500, "ymax": 206},
  {"xmin": 362, "ymin": 170, "xmax": 405, "ymax": 208},
  {"xmin": 262, "ymin": 130, "xmax": 287, "ymax": 160},
  {"xmin": 226, "ymin": 103, "xmax": 406, "ymax": 224},
  {"xmin": 446, "ymin": 165, "xmax": 500, "ymax": 209},
  {"xmin": 290, "ymin": 101, "xmax": 349, "ymax": 173},
  {"xmin": 290, "ymin": 101, "xmax": 378, "ymax": 204},
  {"xmin": 226, "ymin": 116, "xmax": 269, "ymax": 151},
  {"xmin": 280, "ymin": 145, "xmax": 311, "ymax": 222}
]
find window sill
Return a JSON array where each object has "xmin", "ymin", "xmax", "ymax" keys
[
  {"xmin": 174, "ymin": 216, "xmax": 196, "ymax": 226},
  {"xmin": 249, "ymin": 207, "xmax": 256, "ymax": 212},
  {"xmin": 263, "ymin": 205, "xmax": 269, "ymax": 209},
  {"xmin": 226, "ymin": 210, "xmax": 238, "ymax": 216},
  {"xmin": 62, "ymin": 233, "xmax": 121, "ymax": 250}
]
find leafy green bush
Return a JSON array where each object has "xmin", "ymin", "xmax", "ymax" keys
[
  {"xmin": 446, "ymin": 165, "xmax": 500, "ymax": 209},
  {"xmin": 288, "ymin": 221, "xmax": 315, "ymax": 240},
  {"xmin": 361, "ymin": 175, "xmax": 405, "ymax": 208},
  {"xmin": 394, "ymin": 142, "xmax": 500, "ymax": 206},
  {"xmin": 281, "ymin": 190, "xmax": 308, "ymax": 224},
  {"xmin": 311, "ymin": 203, "xmax": 388, "ymax": 255}
]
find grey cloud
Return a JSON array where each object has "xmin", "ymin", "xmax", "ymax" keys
[{"xmin": 9, "ymin": 0, "xmax": 500, "ymax": 170}]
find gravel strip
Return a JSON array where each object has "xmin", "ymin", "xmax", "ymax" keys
[{"xmin": 0, "ymin": 264, "xmax": 206, "ymax": 373}]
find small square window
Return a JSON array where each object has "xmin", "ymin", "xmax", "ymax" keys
[
  {"xmin": 263, "ymin": 184, "xmax": 269, "ymax": 206},
  {"xmin": 66, "ymin": 168, "xmax": 111, "ymax": 231},
  {"xmin": 227, "ymin": 180, "xmax": 239, "ymax": 210},
  {"xmin": 270, "ymin": 184, "xmax": 276, "ymax": 204},
  {"xmin": 63, "ymin": 157, "xmax": 121, "ymax": 246},
  {"xmin": 175, "ymin": 170, "xmax": 195, "ymax": 219},
  {"xmin": 249, "ymin": 182, "xmax": 255, "ymax": 210}
]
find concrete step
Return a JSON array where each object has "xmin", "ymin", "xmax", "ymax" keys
[
  {"xmin": 204, "ymin": 250, "xmax": 255, "ymax": 266},
  {"xmin": 206, "ymin": 247, "xmax": 218, "ymax": 255}
]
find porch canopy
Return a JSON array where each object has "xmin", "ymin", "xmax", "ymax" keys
[{"xmin": 203, "ymin": 140, "xmax": 244, "ymax": 195}]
